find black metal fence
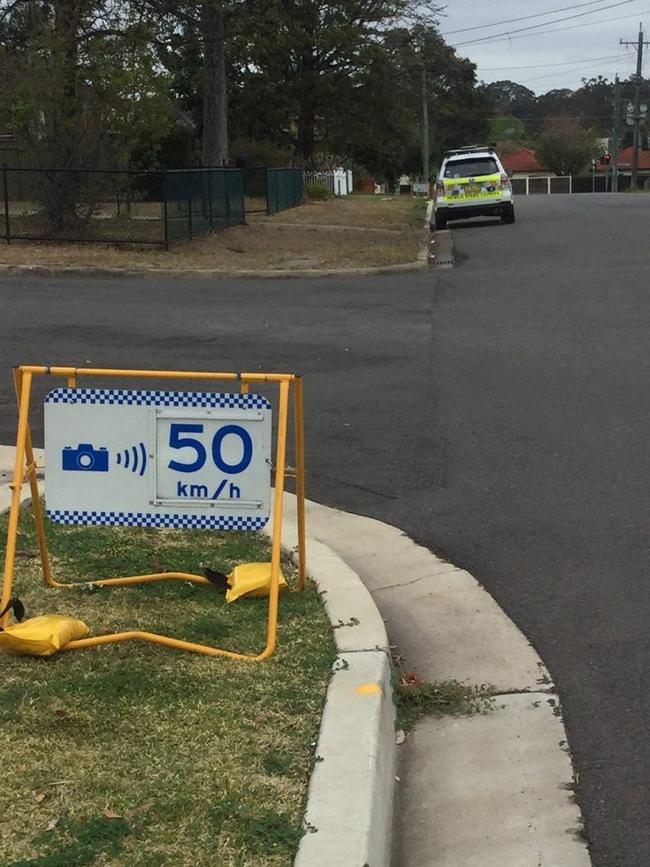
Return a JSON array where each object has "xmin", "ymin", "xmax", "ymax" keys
[{"xmin": 1, "ymin": 164, "xmax": 302, "ymax": 248}]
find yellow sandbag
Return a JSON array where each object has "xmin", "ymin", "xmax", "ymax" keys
[
  {"xmin": 0, "ymin": 615, "xmax": 90, "ymax": 657},
  {"xmin": 225, "ymin": 562, "xmax": 288, "ymax": 603}
]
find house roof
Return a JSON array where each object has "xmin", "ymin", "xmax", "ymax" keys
[
  {"xmin": 499, "ymin": 147, "xmax": 548, "ymax": 173},
  {"xmin": 613, "ymin": 146, "xmax": 650, "ymax": 169},
  {"xmin": 594, "ymin": 147, "xmax": 650, "ymax": 171}
]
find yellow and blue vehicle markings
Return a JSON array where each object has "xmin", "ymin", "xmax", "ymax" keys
[{"xmin": 442, "ymin": 173, "xmax": 505, "ymax": 203}]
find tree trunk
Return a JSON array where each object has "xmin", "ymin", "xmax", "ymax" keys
[
  {"xmin": 201, "ymin": 1, "xmax": 228, "ymax": 166},
  {"xmin": 296, "ymin": 100, "xmax": 316, "ymax": 166},
  {"xmin": 295, "ymin": 45, "xmax": 318, "ymax": 165},
  {"xmin": 48, "ymin": 0, "xmax": 82, "ymax": 229}
]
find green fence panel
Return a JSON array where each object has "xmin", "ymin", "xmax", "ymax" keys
[{"xmin": 266, "ymin": 168, "xmax": 303, "ymax": 214}]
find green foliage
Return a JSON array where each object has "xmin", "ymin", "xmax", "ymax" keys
[
  {"xmin": 304, "ymin": 181, "xmax": 330, "ymax": 200},
  {"xmin": 395, "ymin": 676, "xmax": 497, "ymax": 731},
  {"xmin": 0, "ymin": 1, "xmax": 494, "ymax": 188},
  {"xmin": 535, "ymin": 117, "xmax": 599, "ymax": 176},
  {"xmin": 489, "ymin": 114, "xmax": 525, "ymax": 143},
  {"xmin": 322, "ymin": 24, "xmax": 491, "ymax": 184},
  {"xmin": 230, "ymin": 137, "xmax": 294, "ymax": 168},
  {"xmin": 484, "ymin": 80, "xmax": 536, "ymax": 117},
  {"xmin": 0, "ymin": 1, "xmax": 176, "ymax": 228}
]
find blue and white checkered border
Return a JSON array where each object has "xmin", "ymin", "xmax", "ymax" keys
[
  {"xmin": 47, "ymin": 509, "xmax": 268, "ymax": 531},
  {"xmin": 45, "ymin": 387, "xmax": 271, "ymax": 410}
]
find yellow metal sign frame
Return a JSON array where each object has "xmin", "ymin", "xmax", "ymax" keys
[{"xmin": 0, "ymin": 366, "xmax": 307, "ymax": 662}]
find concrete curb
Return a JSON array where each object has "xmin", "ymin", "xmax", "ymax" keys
[
  {"xmin": 295, "ymin": 649, "xmax": 394, "ymax": 867},
  {"xmin": 0, "ymin": 259, "xmax": 427, "ymax": 281},
  {"xmin": 0, "ymin": 446, "xmax": 44, "ymax": 512},
  {"xmin": 417, "ymin": 199, "xmax": 434, "ymax": 268},
  {"xmin": 264, "ymin": 514, "xmax": 395, "ymax": 867}
]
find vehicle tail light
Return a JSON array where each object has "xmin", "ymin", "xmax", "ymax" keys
[{"xmin": 435, "ymin": 181, "xmax": 445, "ymax": 197}]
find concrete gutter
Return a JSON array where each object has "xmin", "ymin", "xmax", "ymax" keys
[
  {"xmin": 264, "ymin": 513, "xmax": 395, "ymax": 867},
  {"xmin": 278, "ymin": 493, "xmax": 592, "ymax": 867}
]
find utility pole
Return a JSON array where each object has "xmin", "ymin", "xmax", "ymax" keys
[
  {"xmin": 421, "ymin": 64, "xmax": 430, "ymax": 185},
  {"xmin": 612, "ymin": 74, "xmax": 621, "ymax": 192},
  {"xmin": 620, "ymin": 25, "xmax": 650, "ymax": 190}
]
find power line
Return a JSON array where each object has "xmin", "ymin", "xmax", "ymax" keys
[
  {"xmin": 453, "ymin": 7, "xmax": 650, "ymax": 48},
  {"xmin": 520, "ymin": 62, "xmax": 623, "ymax": 83},
  {"xmin": 480, "ymin": 53, "xmax": 623, "ymax": 71},
  {"xmin": 442, "ymin": 0, "xmax": 637, "ymax": 36},
  {"xmin": 453, "ymin": 0, "xmax": 636, "ymax": 47}
]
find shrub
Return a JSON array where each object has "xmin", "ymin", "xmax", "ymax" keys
[{"xmin": 305, "ymin": 181, "xmax": 330, "ymax": 200}]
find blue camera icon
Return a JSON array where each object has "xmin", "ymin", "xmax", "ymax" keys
[{"xmin": 62, "ymin": 443, "xmax": 109, "ymax": 472}]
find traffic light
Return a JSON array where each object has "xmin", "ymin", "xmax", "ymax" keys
[{"xmin": 604, "ymin": 152, "xmax": 612, "ymax": 165}]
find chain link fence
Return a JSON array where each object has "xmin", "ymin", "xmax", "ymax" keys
[
  {"xmin": 1, "ymin": 164, "xmax": 304, "ymax": 246},
  {"xmin": 164, "ymin": 168, "xmax": 245, "ymax": 244},
  {"xmin": 266, "ymin": 168, "xmax": 303, "ymax": 214},
  {"xmin": 243, "ymin": 167, "xmax": 304, "ymax": 215},
  {"xmin": 1, "ymin": 165, "xmax": 246, "ymax": 248}
]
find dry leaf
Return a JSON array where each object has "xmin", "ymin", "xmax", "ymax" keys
[
  {"xmin": 400, "ymin": 671, "xmax": 422, "ymax": 688},
  {"xmin": 125, "ymin": 802, "xmax": 153, "ymax": 818},
  {"xmin": 104, "ymin": 809, "xmax": 122, "ymax": 819},
  {"xmin": 53, "ymin": 710, "xmax": 67, "ymax": 718},
  {"xmin": 33, "ymin": 792, "xmax": 46, "ymax": 803},
  {"xmin": 45, "ymin": 818, "xmax": 59, "ymax": 831}
]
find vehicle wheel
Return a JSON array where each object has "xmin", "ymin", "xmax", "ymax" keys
[
  {"xmin": 435, "ymin": 213, "xmax": 448, "ymax": 230},
  {"xmin": 502, "ymin": 205, "xmax": 515, "ymax": 224}
]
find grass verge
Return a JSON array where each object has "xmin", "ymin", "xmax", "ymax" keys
[
  {"xmin": 0, "ymin": 507, "xmax": 336, "ymax": 866},
  {"xmin": 0, "ymin": 194, "xmax": 427, "ymax": 272}
]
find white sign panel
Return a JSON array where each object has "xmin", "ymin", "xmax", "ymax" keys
[{"xmin": 44, "ymin": 388, "xmax": 272, "ymax": 531}]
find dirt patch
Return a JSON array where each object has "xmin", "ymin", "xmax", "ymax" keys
[{"xmin": 0, "ymin": 195, "xmax": 427, "ymax": 272}]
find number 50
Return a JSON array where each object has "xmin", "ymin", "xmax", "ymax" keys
[{"xmin": 168, "ymin": 423, "xmax": 253, "ymax": 474}]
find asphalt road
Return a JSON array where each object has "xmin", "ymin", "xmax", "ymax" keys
[{"xmin": 1, "ymin": 193, "xmax": 649, "ymax": 865}]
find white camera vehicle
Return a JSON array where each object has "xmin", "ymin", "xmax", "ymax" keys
[{"xmin": 432, "ymin": 145, "xmax": 515, "ymax": 230}]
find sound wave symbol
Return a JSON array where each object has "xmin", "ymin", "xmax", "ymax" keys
[{"xmin": 116, "ymin": 443, "xmax": 148, "ymax": 477}]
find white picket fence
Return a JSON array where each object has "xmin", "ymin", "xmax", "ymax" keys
[
  {"xmin": 511, "ymin": 176, "xmax": 573, "ymax": 195},
  {"xmin": 304, "ymin": 169, "xmax": 353, "ymax": 196}
]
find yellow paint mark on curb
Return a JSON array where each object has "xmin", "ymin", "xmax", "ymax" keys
[{"xmin": 356, "ymin": 683, "xmax": 383, "ymax": 696}]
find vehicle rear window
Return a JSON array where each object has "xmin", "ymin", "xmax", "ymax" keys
[{"xmin": 444, "ymin": 158, "xmax": 499, "ymax": 178}]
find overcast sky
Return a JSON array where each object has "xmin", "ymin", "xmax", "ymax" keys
[{"xmin": 437, "ymin": 0, "xmax": 650, "ymax": 94}]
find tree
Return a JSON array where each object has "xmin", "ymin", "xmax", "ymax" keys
[
  {"xmin": 527, "ymin": 88, "xmax": 573, "ymax": 136},
  {"xmin": 535, "ymin": 117, "xmax": 598, "ymax": 176},
  {"xmin": 236, "ymin": 0, "xmax": 442, "ymax": 165},
  {"xmin": 489, "ymin": 114, "xmax": 525, "ymax": 143},
  {"xmin": 319, "ymin": 24, "xmax": 491, "ymax": 183},
  {"xmin": 484, "ymin": 80, "xmax": 536, "ymax": 118},
  {"xmin": 152, "ymin": 0, "xmax": 245, "ymax": 166},
  {"xmin": 200, "ymin": 1, "xmax": 227, "ymax": 165},
  {"xmin": 0, "ymin": 1, "xmax": 174, "ymax": 228}
]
